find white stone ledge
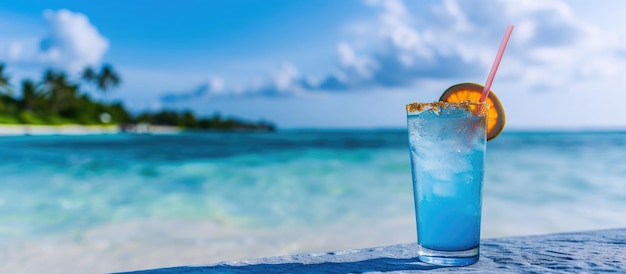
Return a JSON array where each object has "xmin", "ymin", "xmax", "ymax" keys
[{"xmin": 116, "ymin": 228, "xmax": 626, "ymax": 273}]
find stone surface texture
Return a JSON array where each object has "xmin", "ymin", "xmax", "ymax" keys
[{"xmin": 119, "ymin": 228, "xmax": 626, "ymax": 273}]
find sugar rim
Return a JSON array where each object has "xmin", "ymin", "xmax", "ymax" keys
[{"xmin": 406, "ymin": 100, "xmax": 489, "ymax": 115}]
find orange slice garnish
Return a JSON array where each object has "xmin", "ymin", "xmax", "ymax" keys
[{"xmin": 439, "ymin": 83, "xmax": 505, "ymax": 141}]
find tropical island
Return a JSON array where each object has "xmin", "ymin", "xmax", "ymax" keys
[{"xmin": 0, "ymin": 63, "xmax": 276, "ymax": 134}]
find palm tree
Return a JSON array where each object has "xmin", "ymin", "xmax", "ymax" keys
[
  {"xmin": 0, "ymin": 63, "xmax": 13, "ymax": 96},
  {"xmin": 81, "ymin": 64, "xmax": 122, "ymax": 123},
  {"xmin": 20, "ymin": 79, "xmax": 43, "ymax": 111},
  {"xmin": 97, "ymin": 65, "xmax": 121, "ymax": 95},
  {"xmin": 81, "ymin": 66, "xmax": 97, "ymax": 85},
  {"xmin": 81, "ymin": 64, "xmax": 121, "ymax": 101},
  {"xmin": 0, "ymin": 63, "xmax": 15, "ymax": 113},
  {"xmin": 41, "ymin": 69, "xmax": 79, "ymax": 114}
]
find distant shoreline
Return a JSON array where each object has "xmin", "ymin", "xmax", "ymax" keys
[
  {"xmin": 0, "ymin": 124, "xmax": 181, "ymax": 136},
  {"xmin": 3, "ymin": 124, "xmax": 625, "ymax": 136}
]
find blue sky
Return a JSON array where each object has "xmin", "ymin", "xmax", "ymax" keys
[{"xmin": 2, "ymin": 0, "xmax": 626, "ymax": 129}]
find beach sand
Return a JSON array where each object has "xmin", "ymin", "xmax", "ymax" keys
[
  {"xmin": 0, "ymin": 124, "xmax": 181, "ymax": 136},
  {"xmin": 0, "ymin": 218, "xmax": 416, "ymax": 274},
  {"xmin": 0, "ymin": 124, "xmax": 120, "ymax": 136},
  {"xmin": 4, "ymin": 209, "xmax": 617, "ymax": 274}
]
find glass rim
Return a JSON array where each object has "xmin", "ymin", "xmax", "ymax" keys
[{"xmin": 406, "ymin": 100, "xmax": 489, "ymax": 114}]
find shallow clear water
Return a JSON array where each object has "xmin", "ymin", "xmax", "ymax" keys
[
  {"xmin": 1, "ymin": 130, "xmax": 626, "ymax": 272},
  {"xmin": 0, "ymin": 131, "xmax": 413, "ymax": 242}
]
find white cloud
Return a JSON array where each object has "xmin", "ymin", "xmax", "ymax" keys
[
  {"xmin": 7, "ymin": 43, "xmax": 23, "ymax": 61},
  {"xmin": 160, "ymin": 75, "xmax": 225, "ymax": 103},
  {"xmin": 273, "ymin": 63, "xmax": 300, "ymax": 92},
  {"xmin": 40, "ymin": 9, "xmax": 109, "ymax": 72},
  {"xmin": 336, "ymin": 0, "xmax": 626, "ymax": 98},
  {"xmin": 160, "ymin": 0, "xmax": 626, "ymax": 129},
  {"xmin": 208, "ymin": 77, "xmax": 224, "ymax": 94},
  {"xmin": 368, "ymin": 0, "xmax": 434, "ymax": 63},
  {"xmin": 2, "ymin": 9, "xmax": 108, "ymax": 74},
  {"xmin": 337, "ymin": 42, "xmax": 377, "ymax": 78}
]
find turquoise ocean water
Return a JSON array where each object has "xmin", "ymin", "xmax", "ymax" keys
[{"xmin": 1, "ymin": 130, "xmax": 626, "ymax": 271}]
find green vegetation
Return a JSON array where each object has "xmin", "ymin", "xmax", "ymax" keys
[
  {"xmin": 0, "ymin": 63, "xmax": 275, "ymax": 131},
  {"xmin": 132, "ymin": 110, "xmax": 275, "ymax": 131}
]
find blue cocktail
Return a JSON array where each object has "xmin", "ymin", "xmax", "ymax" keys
[{"xmin": 406, "ymin": 101, "xmax": 488, "ymax": 266}]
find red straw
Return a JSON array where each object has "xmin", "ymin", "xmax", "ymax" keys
[{"xmin": 479, "ymin": 24, "xmax": 514, "ymax": 103}]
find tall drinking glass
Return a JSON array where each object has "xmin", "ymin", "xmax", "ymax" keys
[{"xmin": 406, "ymin": 101, "xmax": 488, "ymax": 266}]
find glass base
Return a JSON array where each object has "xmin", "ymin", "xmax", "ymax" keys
[{"xmin": 417, "ymin": 245, "xmax": 479, "ymax": 266}]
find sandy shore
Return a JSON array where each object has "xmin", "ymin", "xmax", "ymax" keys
[
  {"xmin": 0, "ymin": 124, "xmax": 181, "ymax": 136},
  {"xmin": 0, "ymin": 218, "xmax": 416, "ymax": 274}
]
